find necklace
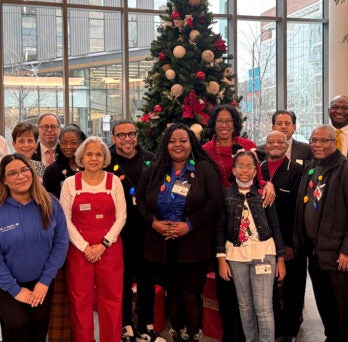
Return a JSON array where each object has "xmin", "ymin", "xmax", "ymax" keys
[{"xmin": 303, "ymin": 167, "xmax": 325, "ymax": 210}]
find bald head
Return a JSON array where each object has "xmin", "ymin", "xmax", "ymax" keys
[
  {"xmin": 265, "ymin": 131, "xmax": 289, "ymax": 161},
  {"xmin": 328, "ymin": 95, "xmax": 348, "ymax": 129}
]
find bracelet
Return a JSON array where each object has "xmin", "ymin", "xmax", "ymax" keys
[{"xmin": 101, "ymin": 238, "xmax": 111, "ymax": 248}]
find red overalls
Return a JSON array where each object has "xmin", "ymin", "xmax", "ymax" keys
[{"xmin": 66, "ymin": 172, "xmax": 123, "ymax": 342}]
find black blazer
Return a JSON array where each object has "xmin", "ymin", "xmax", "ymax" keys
[
  {"xmin": 137, "ymin": 160, "xmax": 223, "ymax": 264},
  {"xmin": 32, "ymin": 143, "xmax": 59, "ymax": 163}
]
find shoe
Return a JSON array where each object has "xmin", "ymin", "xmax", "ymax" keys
[
  {"xmin": 136, "ymin": 327, "xmax": 166, "ymax": 342},
  {"xmin": 283, "ymin": 337, "xmax": 296, "ymax": 342},
  {"xmin": 122, "ymin": 326, "xmax": 136, "ymax": 342}
]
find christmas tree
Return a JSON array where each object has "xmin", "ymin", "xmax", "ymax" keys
[{"xmin": 136, "ymin": 0, "xmax": 241, "ymax": 151}]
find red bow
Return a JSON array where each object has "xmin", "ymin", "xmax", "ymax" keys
[{"xmin": 182, "ymin": 90, "xmax": 209, "ymax": 125}]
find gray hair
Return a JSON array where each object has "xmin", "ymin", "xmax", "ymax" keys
[
  {"xmin": 311, "ymin": 125, "xmax": 336, "ymax": 140},
  {"xmin": 75, "ymin": 136, "xmax": 111, "ymax": 168}
]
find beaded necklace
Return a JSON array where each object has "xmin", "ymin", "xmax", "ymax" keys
[{"xmin": 303, "ymin": 167, "xmax": 325, "ymax": 210}]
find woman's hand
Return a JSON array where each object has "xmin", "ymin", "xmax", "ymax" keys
[
  {"xmin": 164, "ymin": 221, "xmax": 190, "ymax": 240},
  {"xmin": 152, "ymin": 218, "xmax": 172, "ymax": 236},
  {"xmin": 28, "ymin": 282, "xmax": 48, "ymax": 307},
  {"xmin": 15, "ymin": 288, "xmax": 32, "ymax": 304},
  {"xmin": 275, "ymin": 257, "xmax": 286, "ymax": 282},
  {"xmin": 218, "ymin": 257, "xmax": 232, "ymax": 281},
  {"xmin": 261, "ymin": 181, "xmax": 276, "ymax": 207},
  {"xmin": 84, "ymin": 244, "xmax": 105, "ymax": 263}
]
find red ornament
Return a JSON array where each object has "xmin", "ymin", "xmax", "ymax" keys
[
  {"xmin": 232, "ymin": 100, "xmax": 238, "ymax": 107},
  {"xmin": 309, "ymin": 180, "xmax": 314, "ymax": 188},
  {"xmin": 153, "ymin": 104, "xmax": 163, "ymax": 113},
  {"xmin": 158, "ymin": 52, "xmax": 167, "ymax": 60},
  {"xmin": 196, "ymin": 71, "xmax": 206, "ymax": 81},
  {"xmin": 171, "ymin": 11, "xmax": 181, "ymax": 20},
  {"xmin": 175, "ymin": 170, "xmax": 181, "ymax": 177}
]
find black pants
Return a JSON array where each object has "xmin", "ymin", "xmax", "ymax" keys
[
  {"xmin": 308, "ymin": 254, "xmax": 348, "ymax": 342},
  {"xmin": 0, "ymin": 280, "xmax": 54, "ymax": 342},
  {"xmin": 273, "ymin": 253, "xmax": 307, "ymax": 337}
]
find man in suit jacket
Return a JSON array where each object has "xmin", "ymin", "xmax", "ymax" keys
[
  {"xmin": 258, "ymin": 110, "xmax": 313, "ymax": 166},
  {"xmin": 261, "ymin": 131, "xmax": 305, "ymax": 342},
  {"xmin": 32, "ymin": 113, "xmax": 61, "ymax": 166},
  {"xmin": 328, "ymin": 95, "xmax": 348, "ymax": 156}
]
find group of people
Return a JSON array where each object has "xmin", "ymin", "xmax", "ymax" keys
[{"xmin": 0, "ymin": 94, "xmax": 348, "ymax": 342}]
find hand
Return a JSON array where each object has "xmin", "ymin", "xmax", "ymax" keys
[
  {"xmin": 15, "ymin": 287, "xmax": 32, "ymax": 304},
  {"xmin": 261, "ymin": 182, "xmax": 276, "ymax": 207},
  {"xmin": 275, "ymin": 257, "xmax": 286, "ymax": 282},
  {"xmin": 86, "ymin": 244, "xmax": 106, "ymax": 263},
  {"xmin": 164, "ymin": 221, "xmax": 190, "ymax": 240},
  {"xmin": 28, "ymin": 282, "xmax": 48, "ymax": 307},
  {"xmin": 285, "ymin": 246, "xmax": 294, "ymax": 261},
  {"xmin": 337, "ymin": 253, "xmax": 348, "ymax": 271},
  {"xmin": 152, "ymin": 219, "xmax": 171, "ymax": 236},
  {"xmin": 218, "ymin": 257, "xmax": 232, "ymax": 281}
]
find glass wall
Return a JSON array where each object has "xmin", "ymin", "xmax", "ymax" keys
[{"xmin": 1, "ymin": 0, "xmax": 327, "ymax": 145}]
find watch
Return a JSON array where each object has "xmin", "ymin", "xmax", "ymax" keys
[{"xmin": 101, "ymin": 237, "xmax": 111, "ymax": 248}]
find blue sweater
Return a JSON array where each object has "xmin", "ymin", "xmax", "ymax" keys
[{"xmin": 0, "ymin": 196, "xmax": 69, "ymax": 297}]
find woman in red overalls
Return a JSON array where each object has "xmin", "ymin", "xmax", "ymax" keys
[{"xmin": 60, "ymin": 136, "xmax": 127, "ymax": 342}]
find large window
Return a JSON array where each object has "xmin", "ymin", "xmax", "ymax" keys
[{"xmin": 1, "ymin": 0, "xmax": 327, "ymax": 145}]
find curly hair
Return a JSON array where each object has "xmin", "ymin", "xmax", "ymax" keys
[
  {"xmin": 207, "ymin": 104, "xmax": 243, "ymax": 139},
  {"xmin": 148, "ymin": 123, "xmax": 219, "ymax": 187},
  {"xmin": 0, "ymin": 153, "xmax": 53, "ymax": 229}
]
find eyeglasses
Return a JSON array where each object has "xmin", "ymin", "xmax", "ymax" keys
[
  {"xmin": 266, "ymin": 140, "xmax": 287, "ymax": 145},
  {"xmin": 216, "ymin": 119, "xmax": 234, "ymax": 126},
  {"xmin": 39, "ymin": 124, "xmax": 60, "ymax": 131},
  {"xmin": 5, "ymin": 166, "xmax": 32, "ymax": 179},
  {"xmin": 309, "ymin": 138, "xmax": 336, "ymax": 144},
  {"xmin": 114, "ymin": 131, "xmax": 137, "ymax": 140},
  {"xmin": 329, "ymin": 105, "xmax": 348, "ymax": 113},
  {"xmin": 60, "ymin": 140, "xmax": 80, "ymax": 147},
  {"xmin": 235, "ymin": 165, "xmax": 256, "ymax": 170}
]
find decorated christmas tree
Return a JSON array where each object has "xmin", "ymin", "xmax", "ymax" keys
[{"xmin": 136, "ymin": 0, "xmax": 241, "ymax": 151}]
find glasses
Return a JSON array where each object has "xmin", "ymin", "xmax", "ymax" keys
[
  {"xmin": 235, "ymin": 165, "xmax": 256, "ymax": 170},
  {"xmin": 114, "ymin": 131, "xmax": 137, "ymax": 140},
  {"xmin": 266, "ymin": 140, "xmax": 287, "ymax": 145},
  {"xmin": 309, "ymin": 138, "xmax": 336, "ymax": 144},
  {"xmin": 39, "ymin": 124, "xmax": 60, "ymax": 131},
  {"xmin": 60, "ymin": 140, "xmax": 80, "ymax": 147},
  {"xmin": 5, "ymin": 166, "xmax": 32, "ymax": 179},
  {"xmin": 329, "ymin": 105, "xmax": 348, "ymax": 113},
  {"xmin": 216, "ymin": 119, "xmax": 234, "ymax": 126}
]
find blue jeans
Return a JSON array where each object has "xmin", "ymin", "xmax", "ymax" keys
[{"xmin": 228, "ymin": 255, "xmax": 276, "ymax": 342}]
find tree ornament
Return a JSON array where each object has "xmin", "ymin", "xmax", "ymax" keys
[
  {"xmin": 189, "ymin": 0, "xmax": 201, "ymax": 5},
  {"xmin": 165, "ymin": 69, "xmax": 176, "ymax": 80},
  {"xmin": 206, "ymin": 81, "xmax": 220, "ymax": 95},
  {"xmin": 189, "ymin": 30, "xmax": 200, "ymax": 42},
  {"xmin": 196, "ymin": 71, "xmax": 206, "ymax": 81},
  {"xmin": 153, "ymin": 104, "xmax": 163, "ymax": 113},
  {"xmin": 184, "ymin": 15, "xmax": 193, "ymax": 27},
  {"xmin": 202, "ymin": 50, "xmax": 214, "ymax": 63},
  {"xmin": 224, "ymin": 67, "xmax": 233, "ymax": 77},
  {"xmin": 162, "ymin": 64, "xmax": 172, "ymax": 72},
  {"xmin": 170, "ymin": 84, "xmax": 184, "ymax": 97},
  {"xmin": 173, "ymin": 46, "xmax": 186, "ymax": 58},
  {"xmin": 171, "ymin": 11, "xmax": 181, "ymax": 20},
  {"xmin": 173, "ymin": 19, "xmax": 184, "ymax": 32},
  {"xmin": 158, "ymin": 52, "xmax": 167, "ymax": 61}
]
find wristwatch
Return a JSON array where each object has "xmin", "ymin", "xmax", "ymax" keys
[{"xmin": 101, "ymin": 237, "xmax": 112, "ymax": 248}]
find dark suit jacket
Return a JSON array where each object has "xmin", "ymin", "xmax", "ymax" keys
[{"xmin": 31, "ymin": 142, "xmax": 59, "ymax": 163}]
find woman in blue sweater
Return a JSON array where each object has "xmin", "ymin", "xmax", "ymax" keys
[{"xmin": 0, "ymin": 153, "xmax": 69, "ymax": 342}]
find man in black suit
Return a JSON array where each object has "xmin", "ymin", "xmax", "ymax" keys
[
  {"xmin": 258, "ymin": 110, "xmax": 313, "ymax": 166},
  {"xmin": 261, "ymin": 131, "xmax": 305, "ymax": 342},
  {"xmin": 32, "ymin": 113, "xmax": 61, "ymax": 166}
]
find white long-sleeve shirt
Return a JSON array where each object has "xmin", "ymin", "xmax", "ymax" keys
[{"xmin": 60, "ymin": 172, "xmax": 127, "ymax": 252}]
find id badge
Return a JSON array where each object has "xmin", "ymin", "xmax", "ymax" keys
[
  {"xmin": 172, "ymin": 180, "xmax": 191, "ymax": 197},
  {"xmin": 132, "ymin": 195, "xmax": 137, "ymax": 206},
  {"xmin": 255, "ymin": 263, "xmax": 272, "ymax": 275}
]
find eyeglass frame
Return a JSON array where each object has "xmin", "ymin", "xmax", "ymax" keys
[
  {"xmin": 39, "ymin": 124, "xmax": 60, "ymax": 131},
  {"xmin": 113, "ymin": 131, "xmax": 138, "ymax": 140},
  {"xmin": 5, "ymin": 166, "xmax": 32, "ymax": 179},
  {"xmin": 308, "ymin": 138, "xmax": 336, "ymax": 145}
]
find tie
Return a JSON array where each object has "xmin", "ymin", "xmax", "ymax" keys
[
  {"xmin": 336, "ymin": 129, "xmax": 342, "ymax": 152},
  {"xmin": 46, "ymin": 149, "xmax": 55, "ymax": 165}
]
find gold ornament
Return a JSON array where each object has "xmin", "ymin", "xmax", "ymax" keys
[
  {"xmin": 202, "ymin": 50, "xmax": 214, "ymax": 63},
  {"xmin": 206, "ymin": 81, "xmax": 220, "ymax": 95},
  {"xmin": 162, "ymin": 64, "xmax": 172, "ymax": 72},
  {"xmin": 165, "ymin": 69, "xmax": 176, "ymax": 80},
  {"xmin": 189, "ymin": 0, "xmax": 201, "ymax": 6},
  {"xmin": 170, "ymin": 84, "xmax": 184, "ymax": 97},
  {"xmin": 173, "ymin": 46, "xmax": 186, "ymax": 58}
]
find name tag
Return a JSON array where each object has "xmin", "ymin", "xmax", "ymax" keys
[
  {"xmin": 172, "ymin": 180, "xmax": 191, "ymax": 197},
  {"xmin": 255, "ymin": 263, "xmax": 272, "ymax": 275},
  {"xmin": 96, "ymin": 214, "xmax": 104, "ymax": 219},
  {"xmin": 295, "ymin": 159, "xmax": 303, "ymax": 165},
  {"xmin": 80, "ymin": 203, "xmax": 91, "ymax": 211}
]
